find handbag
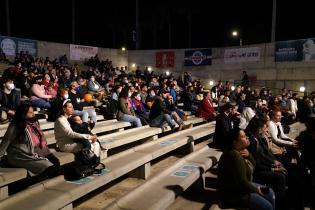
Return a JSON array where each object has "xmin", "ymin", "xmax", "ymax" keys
[
  {"xmin": 63, "ymin": 162, "xmax": 95, "ymax": 181},
  {"xmin": 76, "ymin": 148, "xmax": 100, "ymax": 166}
]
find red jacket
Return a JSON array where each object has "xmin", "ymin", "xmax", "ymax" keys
[{"xmin": 196, "ymin": 98, "xmax": 215, "ymax": 120}]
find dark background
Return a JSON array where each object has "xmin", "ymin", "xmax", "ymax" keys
[{"xmin": 0, "ymin": 0, "xmax": 314, "ymax": 49}]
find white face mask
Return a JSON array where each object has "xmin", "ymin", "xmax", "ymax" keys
[
  {"xmin": 136, "ymin": 96, "xmax": 141, "ymax": 100},
  {"xmin": 128, "ymin": 92, "xmax": 132, "ymax": 97},
  {"xmin": 63, "ymin": 94, "xmax": 69, "ymax": 99},
  {"xmin": 7, "ymin": 83, "xmax": 15, "ymax": 91}
]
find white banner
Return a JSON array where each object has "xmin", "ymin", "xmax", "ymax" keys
[
  {"xmin": 224, "ymin": 47, "xmax": 260, "ymax": 63},
  {"xmin": 70, "ymin": 44, "xmax": 98, "ymax": 61}
]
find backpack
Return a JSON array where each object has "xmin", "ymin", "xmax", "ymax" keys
[
  {"xmin": 63, "ymin": 162, "xmax": 106, "ymax": 181},
  {"xmin": 75, "ymin": 148, "xmax": 100, "ymax": 166}
]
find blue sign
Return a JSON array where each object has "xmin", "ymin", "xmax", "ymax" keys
[
  {"xmin": 0, "ymin": 35, "xmax": 37, "ymax": 57},
  {"xmin": 275, "ymin": 38, "xmax": 315, "ymax": 62},
  {"xmin": 184, "ymin": 49, "xmax": 212, "ymax": 66}
]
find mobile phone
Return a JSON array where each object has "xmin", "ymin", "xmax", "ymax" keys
[{"xmin": 260, "ymin": 187, "xmax": 270, "ymax": 194}]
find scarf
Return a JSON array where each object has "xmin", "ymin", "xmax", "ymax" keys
[{"xmin": 25, "ymin": 118, "xmax": 47, "ymax": 150}]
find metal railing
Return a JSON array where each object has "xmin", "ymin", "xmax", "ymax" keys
[{"xmin": 233, "ymin": 79, "xmax": 315, "ymax": 95}]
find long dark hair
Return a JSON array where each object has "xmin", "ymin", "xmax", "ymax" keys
[
  {"xmin": 225, "ymin": 128, "xmax": 242, "ymax": 151},
  {"xmin": 11, "ymin": 102, "xmax": 33, "ymax": 129},
  {"xmin": 119, "ymin": 86, "xmax": 129, "ymax": 99}
]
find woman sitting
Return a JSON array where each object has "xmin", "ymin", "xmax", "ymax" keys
[
  {"xmin": 217, "ymin": 128, "xmax": 275, "ymax": 210},
  {"xmin": 54, "ymin": 100, "xmax": 101, "ymax": 157},
  {"xmin": 117, "ymin": 87, "xmax": 142, "ymax": 127},
  {"xmin": 0, "ymin": 103, "xmax": 60, "ymax": 179}
]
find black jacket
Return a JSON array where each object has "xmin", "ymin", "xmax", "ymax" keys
[
  {"xmin": 213, "ymin": 113, "xmax": 232, "ymax": 150},
  {"xmin": 149, "ymin": 98, "xmax": 171, "ymax": 120},
  {"xmin": 0, "ymin": 89, "xmax": 21, "ymax": 112}
]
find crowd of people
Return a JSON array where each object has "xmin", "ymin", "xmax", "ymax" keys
[{"xmin": 0, "ymin": 51, "xmax": 315, "ymax": 210}]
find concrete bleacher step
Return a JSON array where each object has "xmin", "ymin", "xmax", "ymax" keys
[
  {"xmin": 44, "ymin": 120, "xmax": 131, "ymax": 145},
  {"xmin": 98, "ymin": 125, "xmax": 161, "ymax": 151},
  {"xmin": 0, "ymin": 123, "xmax": 215, "ymax": 210},
  {"xmin": 0, "ymin": 150, "xmax": 74, "ymax": 201},
  {"xmin": 0, "ymin": 168, "xmax": 27, "ymax": 201},
  {"xmin": 209, "ymin": 204, "xmax": 236, "ymax": 210},
  {"xmin": 105, "ymin": 146, "xmax": 222, "ymax": 210},
  {"xmin": 0, "ymin": 115, "xmax": 106, "ymax": 138},
  {"xmin": 288, "ymin": 122, "xmax": 306, "ymax": 139}
]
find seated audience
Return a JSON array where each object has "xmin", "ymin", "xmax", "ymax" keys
[{"xmin": 217, "ymin": 128, "xmax": 275, "ymax": 210}]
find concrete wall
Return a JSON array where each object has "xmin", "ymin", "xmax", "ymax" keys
[
  {"xmin": 128, "ymin": 43, "xmax": 315, "ymax": 92},
  {"xmin": 4, "ymin": 36, "xmax": 315, "ymax": 93},
  {"xmin": 37, "ymin": 41, "xmax": 128, "ymax": 69}
]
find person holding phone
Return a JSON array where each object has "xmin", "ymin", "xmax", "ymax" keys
[{"xmin": 217, "ymin": 128, "xmax": 275, "ymax": 210}]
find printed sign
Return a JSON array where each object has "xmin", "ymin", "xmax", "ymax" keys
[
  {"xmin": 66, "ymin": 176, "xmax": 94, "ymax": 184},
  {"xmin": 184, "ymin": 49, "xmax": 212, "ymax": 66},
  {"xmin": 156, "ymin": 51, "xmax": 175, "ymax": 68},
  {"xmin": 0, "ymin": 35, "xmax": 37, "ymax": 57},
  {"xmin": 224, "ymin": 47, "xmax": 260, "ymax": 63},
  {"xmin": 70, "ymin": 44, "xmax": 98, "ymax": 61}
]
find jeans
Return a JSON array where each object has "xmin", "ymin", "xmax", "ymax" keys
[
  {"xmin": 254, "ymin": 171, "xmax": 286, "ymax": 210},
  {"xmin": 121, "ymin": 114, "xmax": 142, "ymax": 127},
  {"xmin": 150, "ymin": 114, "xmax": 176, "ymax": 128},
  {"xmin": 74, "ymin": 109, "xmax": 97, "ymax": 123},
  {"xmin": 31, "ymin": 99, "xmax": 51, "ymax": 109},
  {"xmin": 249, "ymin": 183, "xmax": 275, "ymax": 210}
]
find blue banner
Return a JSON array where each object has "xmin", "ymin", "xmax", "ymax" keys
[
  {"xmin": 0, "ymin": 35, "xmax": 37, "ymax": 57},
  {"xmin": 275, "ymin": 38, "xmax": 315, "ymax": 62},
  {"xmin": 184, "ymin": 49, "xmax": 212, "ymax": 66}
]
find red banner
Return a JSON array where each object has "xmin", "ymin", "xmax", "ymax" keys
[{"xmin": 156, "ymin": 51, "xmax": 175, "ymax": 68}]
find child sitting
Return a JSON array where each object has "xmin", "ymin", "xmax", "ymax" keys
[{"xmin": 68, "ymin": 114, "xmax": 105, "ymax": 151}]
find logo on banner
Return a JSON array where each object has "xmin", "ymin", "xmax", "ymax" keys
[
  {"xmin": 1, "ymin": 38, "xmax": 16, "ymax": 56},
  {"xmin": 184, "ymin": 49, "xmax": 212, "ymax": 66},
  {"xmin": 191, "ymin": 51, "xmax": 205, "ymax": 65}
]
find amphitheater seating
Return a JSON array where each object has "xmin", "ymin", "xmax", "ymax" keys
[
  {"xmin": 209, "ymin": 204, "xmax": 236, "ymax": 210},
  {"xmin": 0, "ymin": 122, "xmax": 215, "ymax": 210},
  {"xmin": 0, "ymin": 115, "xmax": 106, "ymax": 138},
  {"xmin": 105, "ymin": 146, "xmax": 222, "ymax": 210},
  {"xmin": 288, "ymin": 122, "xmax": 306, "ymax": 139}
]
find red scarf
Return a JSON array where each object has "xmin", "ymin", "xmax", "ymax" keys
[{"xmin": 26, "ymin": 121, "xmax": 47, "ymax": 149}]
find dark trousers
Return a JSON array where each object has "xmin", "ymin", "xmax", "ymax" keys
[{"xmin": 254, "ymin": 171, "xmax": 287, "ymax": 210}]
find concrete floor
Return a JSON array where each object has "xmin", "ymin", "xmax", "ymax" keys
[{"xmin": 74, "ymin": 155, "xmax": 182, "ymax": 210}]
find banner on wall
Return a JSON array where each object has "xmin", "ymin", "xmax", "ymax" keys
[
  {"xmin": 224, "ymin": 47, "xmax": 260, "ymax": 63},
  {"xmin": 70, "ymin": 44, "xmax": 98, "ymax": 61},
  {"xmin": 184, "ymin": 49, "xmax": 212, "ymax": 66},
  {"xmin": 0, "ymin": 35, "xmax": 37, "ymax": 57},
  {"xmin": 156, "ymin": 51, "xmax": 175, "ymax": 68},
  {"xmin": 275, "ymin": 38, "xmax": 315, "ymax": 62}
]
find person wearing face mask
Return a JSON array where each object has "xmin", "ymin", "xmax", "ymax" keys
[
  {"xmin": 30, "ymin": 76, "xmax": 53, "ymax": 109},
  {"xmin": 0, "ymin": 103, "xmax": 61, "ymax": 183},
  {"xmin": 0, "ymin": 78, "xmax": 21, "ymax": 124},
  {"xmin": 117, "ymin": 87, "xmax": 142, "ymax": 127},
  {"xmin": 88, "ymin": 75, "xmax": 105, "ymax": 102},
  {"xmin": 131, "ymin": 92, "xmax": 149, "ymax": 125},
  {"xmin": 69, "ymin": 81, "xmax": 97, "ymax": 128}
]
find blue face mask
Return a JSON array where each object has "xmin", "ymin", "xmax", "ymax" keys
[{"xmin": 75, "ymin": 86, "xmax": 80, "ymax": 91}]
